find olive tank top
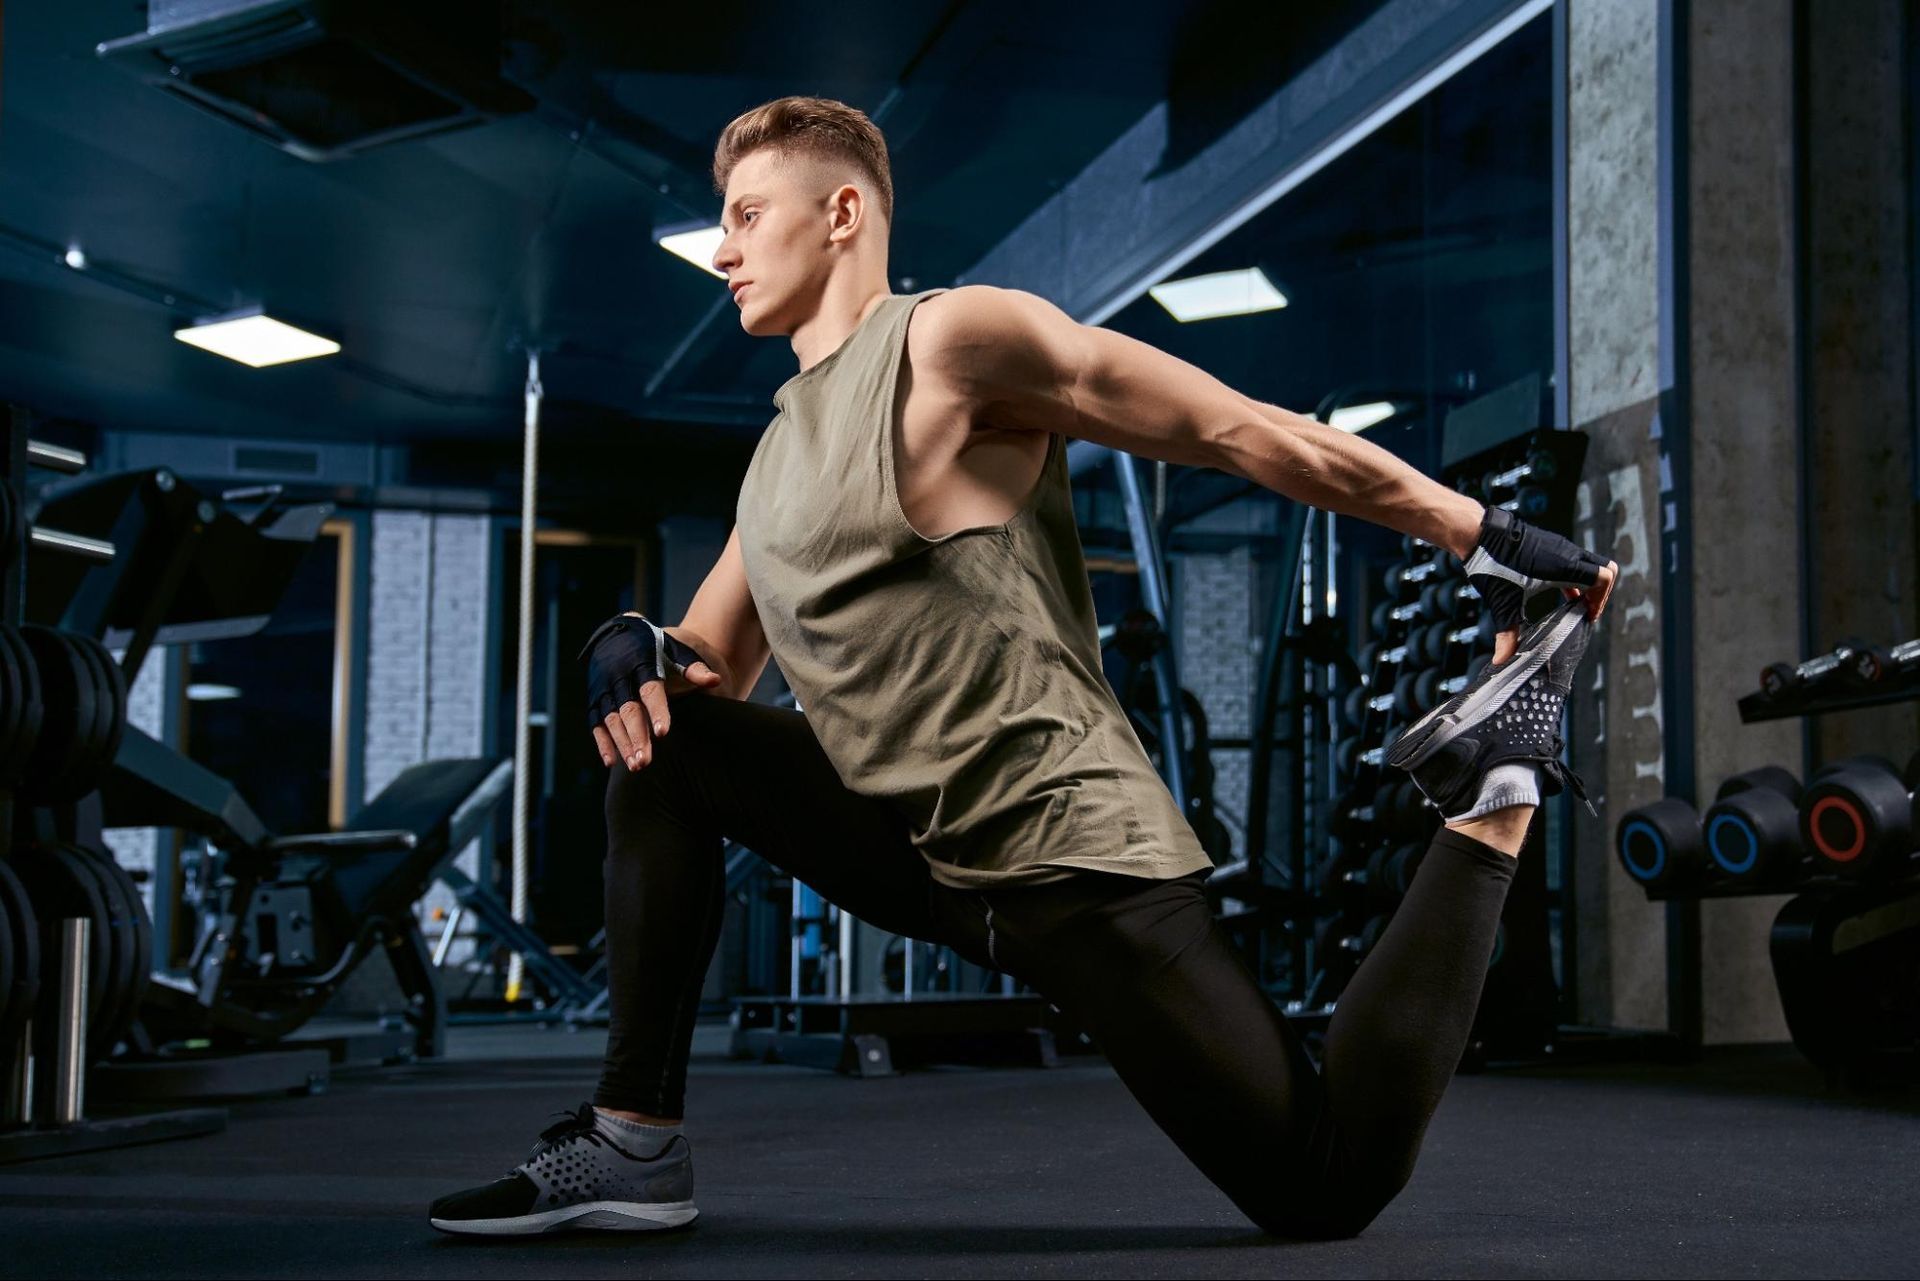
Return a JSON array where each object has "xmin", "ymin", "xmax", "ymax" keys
[{"xmin": 734, "ymin": 290, "xmax": 1212, "ymax": 889}]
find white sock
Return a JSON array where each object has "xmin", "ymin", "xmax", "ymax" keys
[
  {"xmin": 1453, "ymin": 763, "xmax": 1543, "ymax": 822},
  {"xmin": 593, "ymin": 1107, "xmax": 682, "ymax": 1157}
]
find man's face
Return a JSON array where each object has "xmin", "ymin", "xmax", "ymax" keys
[{"xmin": 712, "ymin": 148, "xmax": 835, "ymax": 338}]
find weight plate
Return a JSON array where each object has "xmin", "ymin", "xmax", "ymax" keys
[
  {"xmin": 66, "ymin": 637, "xmax": 114, "ymax": 796},
  {"xmin": 0, "ymin": 482, "xmax": 18, "ymax": 564},
  {"xmin": 88, "ymin": 638, "xmax": 129, "ymax": 778},
  {"xmin": 19, "ymin": 625, "xmax": 95, "ymax": 801},
  {"xmin": 0, "ymin": 624, "xmax": 20, "ymax": 783},
  {"xmin": 96, "ymin": 852, "xmax": 152, "ymax": 1048},
  {"xmin": 0, "ymin": 871, "xmax": 14, "ymax": 1048},
  {"xmin": 1, "ymin": 626, "xmax": 44, "ymax": 789},
  {"xmin": 68, "ymin": 844, "xmax": 136, "ymax": 1051},
  {"xmin": 15, "ymin": 843, "xmax": 110, "ymax": 1041},
  {"xmin": 49, "ymin": 843, "xmax": 125, "ymax": 1050},
  {"xmin": 0, "ymin": 861, "xmax": 40, "ymax": 1046},
  {"xmin": 78, "ymin": 845, "xmax": 145, "ymax": 1060}
]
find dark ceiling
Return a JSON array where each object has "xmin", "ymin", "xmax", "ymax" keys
[{"xmin": 0, "ymin": 0, "xmax": 1393, "ymax": 455}]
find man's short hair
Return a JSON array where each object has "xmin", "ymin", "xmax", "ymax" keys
[{"xmin": 713, "ymin": 96, "xmax": 894, "ymax": 226}]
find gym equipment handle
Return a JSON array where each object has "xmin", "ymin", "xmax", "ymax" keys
[
  {"xmin": 265, "ymin": 828, "xmax": 419, "ymax": 854},
  {"xmin": 25, "ymin": 439, "xmax": 87, "ymax": 473},
  {"xmin": 29, "ymin": 526, "xmax": 115, "ymax": 563}
]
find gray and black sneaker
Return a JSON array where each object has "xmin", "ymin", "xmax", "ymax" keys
[
  {"xmin": 428, "ymin": 1104, "xmax": 698, "ymax": 1237},
  {"xmin": 1384, "ymin": 598, "xmax": 1596, "ymax": 820}
]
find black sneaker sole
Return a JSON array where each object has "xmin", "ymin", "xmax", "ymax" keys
[{"xmin": 1384, "ymin": 600, "xmax": 1587, "ymax": 772}]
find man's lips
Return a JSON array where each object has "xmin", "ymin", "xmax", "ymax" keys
[{"xmin": 731, "ymin": 282, "xmax": 750, "ymax": 304}]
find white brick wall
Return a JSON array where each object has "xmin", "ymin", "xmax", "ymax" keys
[
  {"xmin": 1177, "ymin": 546, "xmax": 1256, "ymax": 859},
  {"xmin": 364, "ymin": 511, "xmax": 494, "ymax": 960},
  {"xmin": 101, "ymin": 646, "xmax": 169, "ymax": 916}
]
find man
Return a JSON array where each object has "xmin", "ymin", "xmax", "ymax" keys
[{"xmin": 430, "ymin": 96, "xmax": 1615, "ymax": 1240}]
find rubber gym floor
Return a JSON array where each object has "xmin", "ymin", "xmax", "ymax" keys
[{"xmin": 2, "ymin": 1024, "xmax": 1914, "ymax": 1280}]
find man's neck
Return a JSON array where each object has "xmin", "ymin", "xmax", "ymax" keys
[{"xmin": 789, "ymin": 278, "xmax": 893, "ymax": 372}]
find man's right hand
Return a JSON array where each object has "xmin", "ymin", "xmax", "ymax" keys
[{"xmin": 578, "ymin": 613, "xmax": 723, "ymax": 771}]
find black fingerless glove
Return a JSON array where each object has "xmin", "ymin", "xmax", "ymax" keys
[
  {"xmin": 1464, "ymin": 506, "xmax": 1609, "ymax": 633},
  {"xmin": 577, "ymin": 613, "xmax": 711, "ymax": 729}
]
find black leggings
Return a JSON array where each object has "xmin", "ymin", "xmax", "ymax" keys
[{"xmin": 594, "ymin": 693, "xmax": 1517, "ymax": 1239}]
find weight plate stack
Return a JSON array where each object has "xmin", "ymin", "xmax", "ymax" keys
[
  {"xmin": 0, "ymin": 625, "xmax": 44, "ymax": 788},
  {"xmin": 64, "ymin": 844, "xmax": 136, "ymax": 1051},
  {"xmin": 0, "ymin": 623, "xmax": 21, "ymax": 787},
  {"xmin": 0, "ymin": 861, "xmax": 40, "ymax": 1047},
  {"xmin": 50, "ymin": 843, "xmax": 127, "ymax": 1051},
  {"xmin": 68, "ymin": 635, "xmax": 126, "ymax": 794},
  {"xmin": 0, "ymin": 481, "xmax": 21, "ymax": 567},
  {"xmin": 92, "ymin": 852, "xmax": 152, "ymax": 1050},
  {"xmin": 0, "ymin": 874, "xmax": 13, "ymax": 1045},
  {"xmin": 19, "ymin": 626, "xmax": 103, "ymax": 803}
]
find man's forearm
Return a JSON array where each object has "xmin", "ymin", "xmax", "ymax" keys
[{"xmin": 1225, "ymin": 399, "xmax": 1484, "ymax": 557}]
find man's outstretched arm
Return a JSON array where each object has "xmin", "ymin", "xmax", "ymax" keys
[{"xmin": 914, "ymin": 285, "xmax": 1487, "ymax": 559}]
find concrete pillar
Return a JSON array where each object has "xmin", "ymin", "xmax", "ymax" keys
[
  {"xmin": 1567, "ymin": 0, "xmax": 1835, "ymax": 1043},
  {"xmin": 1685, "ymin": 0, "xmax": 1799, "ymax": 1044},
  {"xmin": 1565, "ymin": 0, "xmax": 1671, "ymax": 1031},
  {"xmin": 1805, "ymin": 0, "xmax": 1919, "ymax": 764}
]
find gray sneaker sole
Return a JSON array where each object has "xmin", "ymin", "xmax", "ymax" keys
[
  {"xmin": 1384, "ymin": 600, "xmax": 1586, "ymax": 771},
  {"xmin": 431, "ymin": 1199, "xmax": 698, "ymax": 1236}
]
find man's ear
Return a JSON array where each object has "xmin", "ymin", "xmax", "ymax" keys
[{"xmin": 827, "ymin": 182, "xmax": 864, "ymax": 243}]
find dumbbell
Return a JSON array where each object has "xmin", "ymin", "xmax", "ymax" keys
[
  {"xmin": 1700, "ymin": 765, "xmax": 1803, "ymax": 883},
  {"xmin": 1335, "ymin": 735, "xmax": 1361, "ymax": 777},
  {"xmin": 1616, "ymin": 797, "xmax": 1705, "ymax": 890},
  {"xmin": 1391, "ymin": 669, "xmax": 1455, "ymax": 720},
  {"xmin": 1377, "ymin": 779, "xmax": 1436, "ymax": 839},
  {"xmin": 1331, "ymin": 780, "xmax": 1422, "ymax": 839},
  {"xmin": 1418, "ymin": 578, "xmax": 1471, "ymax": 622},
  {"xmin": 1481, "ymin": 449, "xmax": 1560, "ymax": 500},
  {"xmin": 1368, "ymin": 841, "xmax": 1426, "ymax": 898},
  {"xmin": 1412, "ymin": 615, "xmax": 1496, "ymax": 665},
  {"xmin": 1850, "ymin": 638, "xmax": 1920, "ymax": 685},
  {"xmin": 1372, "ymin": 593, "xmax": 1439, "ymax": 636},
  {"xmin": 1509, "ymin": 486, "xmax": 1552, "ymax": 519},
  {"xmin": 1315, "ymin": 913, "xmax": 1391, "ymax": 963},
  {"xmin": 1393, "ymin": 672, "xmax": 1433, "ymax": 719},
  {"xmin": 1329, "ymin": 784, "xmax": 1379, "ymax": 843},
  {"xmin": 1760, "ymin": 637, "xmax": 1872, "ymax": 699},
  {"xmin": 1417, "ymin": 656, "xmax": 1491, "ymax": 708},
  {"xmin": 1381, "ymin": 555, "xmax": 1447, "ymax": 596},
  {"xmin": 1799, "ymin": 752, "xmax": 1920, "ymax": 879}
]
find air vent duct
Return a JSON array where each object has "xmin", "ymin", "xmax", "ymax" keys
[{"xmin": 97, "ymin": 0, "xmax": 532, "ymax": 162}]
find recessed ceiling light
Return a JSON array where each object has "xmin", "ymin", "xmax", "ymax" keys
[
  {"xmin": 186, "ymin": 683, "xmax": 242, "ymax": 701},
  {"xmin": 174, "ymin": 310, "xmax": 340, "ymax": 367},
  {"xmin": 655, "ymin": 223, "xmax": 726, "ymax": 279},
  {"xmin": 1147, "ymin": 268, "xmax": 1288, "ymax": 322},
  {"xmin": 63, "ymin": 246, "xmax": 87, "ymax": 270},
  {"xmin": 1327, "ymin": 401, "xmax": 1402, "ymax": 433}
]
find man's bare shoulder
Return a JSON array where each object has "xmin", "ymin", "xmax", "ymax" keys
[{"xmin": 907, "ymin": 285, "xmax": 1076, "ymax": 401}]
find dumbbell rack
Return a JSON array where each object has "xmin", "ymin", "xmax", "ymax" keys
[
  {"xmin": 0, "ymin": 405, "xmax": 225, "ymax": 1162},
  {"xmin": 1736, "ymin": 639, "xmax": 1920, "ymax": 724},
  {"xmin": 1302, "ymin": 428, "xmax": 1589, "ymax": 1058},
  {"xmin": 1618, "ymin": 749, "xmax": 1920, "ymax": 1084}
]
